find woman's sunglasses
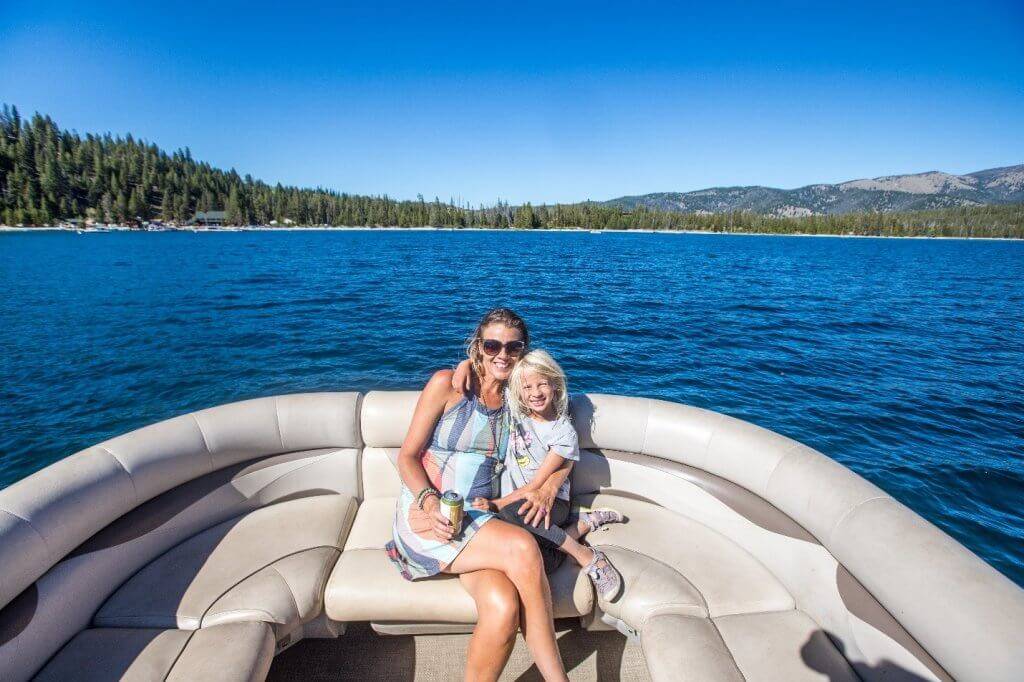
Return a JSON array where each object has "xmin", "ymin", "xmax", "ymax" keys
[{"xmin": 479, "ymin": 339, "xmax": 526, "ymax": 356}]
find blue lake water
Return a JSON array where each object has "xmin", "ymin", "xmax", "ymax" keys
[{"xmin": 1, "ymin": 230, "xmax": 1022, "ymax": 585}]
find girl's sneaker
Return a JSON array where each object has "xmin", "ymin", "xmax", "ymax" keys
[
  {"xmin": 581, "ymin": 508, "xmax": 624, "ymax": 533},
  {"xmin": 585, "ymin": 548, "xmax": 623, "ymax": 602}
]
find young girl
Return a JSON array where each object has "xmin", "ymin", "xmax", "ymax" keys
[{"xmin": 455, "ymin": 349, "xmax": 623, "ymax": 600}]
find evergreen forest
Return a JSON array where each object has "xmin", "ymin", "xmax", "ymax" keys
[{"xmin": 2, "ymin": 106, "xmax": 1021, "ymax": 238}]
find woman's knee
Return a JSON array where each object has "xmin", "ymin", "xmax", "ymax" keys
[
  {"xmin": 477, "ymin": 578, "xmax": 520, "ymax": 634},
  {"xmin": 497, "ymin": 525, "xmax": 544, "ymax": 579}
]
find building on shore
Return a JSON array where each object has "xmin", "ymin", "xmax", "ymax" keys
[{"xmin": 192, "ymin": 210, "xmax": 226, "ymax": 227}]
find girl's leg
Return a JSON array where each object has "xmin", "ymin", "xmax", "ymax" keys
[
  {"xmin": 566, "ymin": 509, "xmax": 625, "ymax": 541},
  {"xmin": 458, "ymin": 569, "xmax": 520, "ymax": 682},
  {"xmin": 448, "ymin": 520, "xmax": 568, "ymax": 682},
  {"xmin": 497, "ymin": 499, "xmax": 569, "ymax": 548},
  {"xmin": 556, "ymin": 533, "xmax": 595, "ymax": 567},
  {"xmin": 564, "ymin": 517, "xmax": 590, "ymax": 542}
]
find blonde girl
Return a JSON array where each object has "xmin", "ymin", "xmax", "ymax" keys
[{"xmin": 458, "ymin": 349, "xmax": 624, "ymax": 599}]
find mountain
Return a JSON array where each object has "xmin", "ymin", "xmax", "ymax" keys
[{"xmin": 604, "ymin": 165, "xmax": 1024, "ymax": 217}]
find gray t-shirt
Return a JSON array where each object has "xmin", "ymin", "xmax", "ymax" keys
[{"xmin": 501, "ymin": 414, "xmax": 580, "ymax": 501}]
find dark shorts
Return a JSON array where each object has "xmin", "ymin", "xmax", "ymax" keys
[{"xmin": 498, "ymin": 497, "xmax": 571, "ymax": 574}]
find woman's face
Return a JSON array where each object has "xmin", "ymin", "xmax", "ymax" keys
[{"xmin": 478, "ymin": 323, "xmax": 525, "ymax": 382}]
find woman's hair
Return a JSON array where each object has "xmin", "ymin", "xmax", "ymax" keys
[
  {"xmin": 507, "ymin": 349, "xmax": 569, "ymax": 420},
  {"xmin": 466, "ymin": 307, "xmax": 530, "ymax": 380}
]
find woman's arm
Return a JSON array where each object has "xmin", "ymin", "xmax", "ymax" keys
[{"xmin": 397, "ymin": 369, "xmax": 461, "ymax": 541}]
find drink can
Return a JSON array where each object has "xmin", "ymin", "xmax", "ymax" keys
[{"xmin": 440, "ymin": 491, "xmax": 464, "ymax": 531}]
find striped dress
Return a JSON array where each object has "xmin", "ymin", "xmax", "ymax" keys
[{"xmin": 386, "ymin": 391, "xmax": 510, "ymax": 580}]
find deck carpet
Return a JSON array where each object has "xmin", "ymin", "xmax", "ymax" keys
[{"xmin": 268, "ymin": 623, "xmax": 651, "ymax": 681}]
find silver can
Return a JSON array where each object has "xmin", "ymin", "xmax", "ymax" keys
[{"xmin": 440, "ymin": 490, "xmax": 464, "ymax": 531}]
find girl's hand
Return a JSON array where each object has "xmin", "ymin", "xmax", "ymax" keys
[
  {"xmin": 451, "ymin": 359, "xmax": 473, "ymax": 394},
  {"xmin": 471, "ymin": 497, "xmax": 495, "ymax": 512},
  {"xmin": 518, "ymin": 486, "xmax": 558, "ymax": 529},
  {"xmin": 423, "ymin": 495, "xmax": 455, "ymax": 542}
]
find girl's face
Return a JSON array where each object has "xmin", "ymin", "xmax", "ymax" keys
[
  {"xmin": 479, "ymin": 323, "xmax": 524, "ymax": 382},
  {"xmin": 520, "ymin": 369, "xmax": 556, "ymax": 417}
]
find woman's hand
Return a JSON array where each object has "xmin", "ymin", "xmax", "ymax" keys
[
  {"xmin": 423, "ymin": 495, "xmax": 455, "ymax": 542},
  {"xmin": 517, "ymin": 485, "xmax": 558, "ymax": 529}
]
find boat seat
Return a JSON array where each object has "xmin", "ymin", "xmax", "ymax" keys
[
  {"xmin": 34, "ymin": 621, "xmax": 275, "ymax": 682},
  {"xmin": 641, "ymin": 611, "xmax": 859, "ymax": 682},
  {"xmin": 582, "ymin": 493, "xmax": 795, "ymax": 625},
  {"xmin": 325, "ymin": 497, "xmax": 593, "ymax": 626},
  {"xmin": 94, "ymin": 494, "xmax": 357, "ymax": 640}
]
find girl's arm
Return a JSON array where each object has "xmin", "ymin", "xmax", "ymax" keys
[
  {"xmin": 499, "ymin": 451, "xmax": 575, "ymax": 529},
  {"xmin": 396, "ymin": 370, "xmax": 461, "ymax": 541},
  {"xmin": 451, "ymin": 358, "xmax": 473, "ymax": 394}
]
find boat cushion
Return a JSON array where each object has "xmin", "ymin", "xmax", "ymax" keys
[
  {"xmin": 94, "ymin": 494, "xmax": 357, "ymax": 637},
  {"xmin": 596, "ymin": 545, "xmax": 707, "ymax": 630},
  {"xmin": 325, "ymin": 497, "xmax": 593, "ymax": 623},
  {"xmin": 34, "ymin": 621, "xmax": 274, "ymax": 682},
  {"xmin": 583, "ymin": 493, "xmax": 795, "ymax": 619},
  {"xmin": 641, "ymin": 611, "xmax": 859, "ymax": 682}
]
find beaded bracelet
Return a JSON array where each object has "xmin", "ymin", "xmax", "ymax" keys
[{"xmin": 416, "ymin": 486, "xmax": 441, "ymax": 510}]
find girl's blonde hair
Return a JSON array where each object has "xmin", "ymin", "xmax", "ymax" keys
[{"xmin": 508, "ymin": 349, "xmax": 569, "ymax": 420}]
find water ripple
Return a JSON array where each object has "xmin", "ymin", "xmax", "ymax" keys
[{"xmin": 0, "ymin": 230, "xmax": 1022, "ymax": 585}]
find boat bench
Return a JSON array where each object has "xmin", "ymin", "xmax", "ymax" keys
[
  {"xmin": 33, "ymin": 493, "xmax": 356, "ymax": 680},
  {"xmin": 324, "ymin": 497, "xmax": 592, "ymax": 629},
  {"xmin": 35, "ymin": 622, "xmax": 275, "ymax": 682},
  {"xmin": 323, "ymin": 445, "xmax": 859, "ymax": 681},
  {"xmin": 5, "ymin": 391, "xmax": 1022, "ymax": 681}
]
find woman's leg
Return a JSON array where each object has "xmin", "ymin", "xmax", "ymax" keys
[
  {"xmin": 448, "ymin": 520, "xmax": 568, "ymax": 682},
  {"xmin": 499, "ymin": 500, "xmax": 594, "ymax": 568},
  {"xmin": 458, "ymin": 569, "xmax": 520, "ymax": 682}
]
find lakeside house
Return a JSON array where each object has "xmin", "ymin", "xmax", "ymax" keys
[{"xmin": 192, "ymin": 210, "xmax": 226, "ymax": 227}]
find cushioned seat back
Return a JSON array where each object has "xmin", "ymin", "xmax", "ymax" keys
[
  {"xmin": 0, "ymin": 393, "xmax": 361, "ymax": 612},
  {"xmin": 0, "ymin": 392, "xmax": 362, "ymax": 681},
  {"xmin": 569, "ymin": 393, "xmax": 1024, "ymax": 682}
]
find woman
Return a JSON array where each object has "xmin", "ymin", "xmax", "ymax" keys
[{"xmin": 385, "ymin": 308, "xmax": 569, "ymax": 682}]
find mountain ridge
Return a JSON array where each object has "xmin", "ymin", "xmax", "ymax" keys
[{"xmin": 604, "ymin": 164, "xmax": 1024, "ymax": 216}]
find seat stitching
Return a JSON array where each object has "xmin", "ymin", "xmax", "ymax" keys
[
  {"xmin": 828, "ymin": 495, "xmax": 888, "ymax": 544},
  {"xmin": 0, "ymin": 508, "xmax": 52, "ymax": 564},
  {"xmin": 707, "ymin": 617, "xmax": 748, "ymax": 681},
  {"xmin": 701, "ymin": 413, "xmax": 727, "ymax": 471},
  {"xmin": 198, "ymin": 545, "xmax": 338, "ymax": 628},
  {"xmin": 163, "ymin": 628, "xmax": 197, "ymax": 682},
  {"xmin": 274, "ymin": 397, "xmax": 285, "ymax": 450},
  {"xmin": 313, "ymin": 548, "xmax": 342, "ymax": 596},
  {"xmin": 238, "ymin": 452, "xmax": 340, "ymax": 499},
  {"xmin": 98, "ymin": 445, "xmax": 140, "ymax": 506},
  {"xmin": 762, "ymin": 439, "xmax": 806, "ymax": 498},
  {"xmin": 639, "ymin": 398, "xmax": 652, "ymax": 456},
  {"xmin": 191, "ymin": 414, "xmax": 216, "ymax": 474},
  {"xmin": 203, "ymin": 607, "xmax": 279, "ymax": 621},
  {"xmin": 269, "ymin": 563, "xmax": 302, "ymax": 622}
]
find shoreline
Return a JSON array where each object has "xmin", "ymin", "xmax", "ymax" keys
[{"xmin": 0, "ymin": 224, "xmax": 1021, "ymax": 241}]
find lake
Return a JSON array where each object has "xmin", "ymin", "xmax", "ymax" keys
[{"xmin": 1, "ymin": 229, "xmax": 1022, "ymax": 585}]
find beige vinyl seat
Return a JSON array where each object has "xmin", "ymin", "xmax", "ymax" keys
[
  {"xmin": 3, "ymin": 391, "xmax": 1024, "ymax": 682},
  {"xmin": 95, "ymin": 494, "xmax": 357, "ymax": 642},
  {"xmin": 325, "ymin": 496, "xmax": 593, "ymax": 628},
  {"xmin": 641, "ymin": 611, "xmax": 859, "ymax": 681},
  {"xmin": 34, "ymin": 621, "xmax": 275, "ymax": 682}
]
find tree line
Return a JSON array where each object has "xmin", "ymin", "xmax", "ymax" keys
[{"xmin": 1, "ymin": 105, "xmax": 1021, "ymax": 238}]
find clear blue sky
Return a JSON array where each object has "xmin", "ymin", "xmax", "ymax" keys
[{"xmin": 2, "ymin": 1, "xmax": 1022, "ymax": 205}]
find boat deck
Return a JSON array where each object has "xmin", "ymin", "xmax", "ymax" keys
[{"xmin": 267, "ymin": 622, "xmax": 648, "ymax": 681}]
